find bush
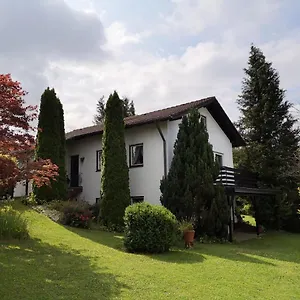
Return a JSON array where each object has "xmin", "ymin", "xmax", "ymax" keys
[
  {"xmin": 89, "ymin": 202, "xmax": 100, "ymax": 219},
  {"xmin": 282, "ymin": 213, "xmax": 300, "ymax": 233},
  {"xmin": 47, "ymin": 199, "xmax": 70, "ymax": 212},
  {"xmin": 60, "ymin": 201, "xmax": 93, "ymax": 229},
  {"xmin": 21, "ymin": 194, "xmax": 37, "ymax": 206},
  {"xmin": 124, "ymin": 202, "xmax": 178, "ymax": 253},
  {"xmin": 0, "ymin": 205, "xmax": 29, "ymax": 239}
]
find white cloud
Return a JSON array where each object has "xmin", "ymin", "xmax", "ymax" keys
[
  {"xmin": 161, "ymin": 0, "xmax": 223, "ymax": 35},
  {"xmin": 103, "ymin": 22, "xmax": 151, "ymax": 56},
  {"xmin": 160, "ymin": 0, "xmax": 281, "ymax": 37},
  {"xmin": 2, "ymin": 0, "xmax": 300, "ymax": 134}
]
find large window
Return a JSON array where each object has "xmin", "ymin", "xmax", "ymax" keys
[
  {"xmin": 96, "ymin": 150, "xmax": 102, "ymax": 172},
  {"xmin": 214, "ymin": 153, "xmax": 223, "ymax": 167},
  {"xmin": 129, "ymin": 144, "xmax": 144, "ymax": 167}
]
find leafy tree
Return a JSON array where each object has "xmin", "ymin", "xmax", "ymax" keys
[
  {"xmin": 100, "ymin": 91, "xmax": 131, "ymax": 229},
  {"xmin": 160, "ymin": 109, "xmax": 229, "ymax": 238},
  {"xmin": 33, "ymin": 88, "xmax": 67, "ymax": 202},
  {"xmin": 93, "ymin": 96, "xmax": 135, "ymax": 124},
  {"xmin": 0, "ymin": 74, "xmax": 58, "ymax": 193},
  {"xmin": 236, "ymin": 45, "xmax": 300, "ymax": 227}
]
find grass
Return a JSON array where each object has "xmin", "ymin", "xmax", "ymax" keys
[
  {"xmin": 242, "ymin": 214, "xmax": 256, "ymax": 226},
  {"xmin": 0, "ymin": 204, "xmax": 300, "ymax": 299}
]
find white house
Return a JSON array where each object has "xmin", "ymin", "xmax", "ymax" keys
[{"xmin": 64, "ymin": 96, "xmax": 245, "ymax": 205}]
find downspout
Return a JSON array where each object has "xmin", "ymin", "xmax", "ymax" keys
[{"xmin": 155, "ymin": 122, "xmax": 167, "ymax": 178}]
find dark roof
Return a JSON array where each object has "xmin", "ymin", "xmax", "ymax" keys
[{"xmin": 66, "ymin": 96, "xmax": 245, "ymax": 147}]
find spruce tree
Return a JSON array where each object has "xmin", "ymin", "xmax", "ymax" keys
[
  {"xmin": 93, "ymin": 96, "xmax": 105, "ymax": 125},
  {"xmin": 93, "ymin": 96, "xmax": 135, "ymax": 124},
  {"xmin": 236, "ymin": 45, "xmax": 300, "ymax": 226},
  {"xmin": 100, "ymin": 91, "xmax": 131, "ymax": 229},
  {"xmin": 34, "ymin": 88, "xmax": 67, "ymax": 201},
  {"xmin": 161, "ymin": 109, "xmax": 229, "ymax": 237}
]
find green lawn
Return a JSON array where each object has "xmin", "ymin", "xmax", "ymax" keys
[{"xmin": 1, "ymin": 205, "xmax": 300, "ymax": 299}]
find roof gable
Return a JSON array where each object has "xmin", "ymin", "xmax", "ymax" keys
[{"xmin": 66, "ymin": 96, "xmax": 245, "ymax": 147}]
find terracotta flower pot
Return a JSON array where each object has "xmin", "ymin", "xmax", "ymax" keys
[{"xmin": 183, "ymin": 230, "xmax": 195, "ymax": 248}]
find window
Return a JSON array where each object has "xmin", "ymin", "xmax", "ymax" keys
[
  {"xmin": 200, "ymin": 115, "xmax": 207, "ymax": 128},
  {"xmin": 215, "ymin": 153, "xmax": 223, "ymax": 166},
  {"xmin": 129, "ymin": 144, "xmax": 143, "ymax": 167},
  {"xmin": 96, "ymin": 150, "xmax": 102, "ymax": 172},
  {"xmin": 131, "ymin": 196, "xmax": 144, "ymax": 204}
]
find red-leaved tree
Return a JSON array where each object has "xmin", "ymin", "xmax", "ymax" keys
[{"xmin": 0, "ymin": 74, "xmax": 58, "ymax": 192}]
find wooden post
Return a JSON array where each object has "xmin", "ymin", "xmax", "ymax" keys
[
  {"xmin": 253, "ymin": 196, "xmax": 260, "ymax": 236},
  {"xmin": 228, "ymin": 194, "xmax": 234, "ymax": 242},
  {"xmin": 274, "ymin": 193, "xmax": 281, "ymax": 230}
]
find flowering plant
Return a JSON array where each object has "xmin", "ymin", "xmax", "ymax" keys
[{"xmin": 60, "ymin": 201, "xmax": 93, "ymax": 229}]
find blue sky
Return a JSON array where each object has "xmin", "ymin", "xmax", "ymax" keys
[{"xmin": 1, "ymin": 0, "xmax": 300, "ymax": 130}]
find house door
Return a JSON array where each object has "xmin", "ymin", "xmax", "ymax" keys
[{"xmin": 70, "ymin": 155, "xmax": 79, "ymax": 187}]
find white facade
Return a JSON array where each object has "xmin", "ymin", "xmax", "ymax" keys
[
  {"xmin": 65, "ymin": 107, "xmax": 234, "ymax": 205},
  {"xmin": 13, "ymin": 107, "xmax": 235, "ymax": 203},
  {"xmin": 14, "ymin": 181, "xmax": 32, "ymax": 198}
]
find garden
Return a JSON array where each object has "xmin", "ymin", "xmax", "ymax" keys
[
  {"xmin": 1, "ymin": 45, "xmax": 300, "ymax": 300},
  {"xmin": 1, "ymin": 200, "xmax": 300, "ymax": 300}
]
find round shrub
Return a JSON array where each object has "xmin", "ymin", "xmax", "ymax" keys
[{"xmin": 124, "ymin": 202, "xmax": 178, "ymax": 253}]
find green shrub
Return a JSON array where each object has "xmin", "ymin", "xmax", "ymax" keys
[
  {"xmin": 21, "ymin": 194, "xmax": 37, "ymax": 206},
  {"xmin": 89, "ymin": 202, "xmax": 100, "ymax": 219},
  {"xmin": 60, "ymin": 201, "xmax": 93, "ymax": 229},
  {"xmin": 124, "ymin": 202, "xmax": 178, "ymax": 253},
  {"xmin": 47, "ymin": 200, "xmax": 70, "ymax": 212},
  {"xmin": 0, "ymin": 205, "xmax": 29, "ymax": 239}
]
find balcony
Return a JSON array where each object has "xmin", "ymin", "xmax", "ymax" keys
[{"xmin": 216, "ymin": 167, "xmax": 278, "ymax": 195}]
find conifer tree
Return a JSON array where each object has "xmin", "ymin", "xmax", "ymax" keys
[
  {"xmin": 34, "ymin": 88, "xmax": 67, "ymax": 201},
  {"xmin": 93, "ymin": 96, "xmax": 135, "ymax": 124},
  {"xmin": 161, "ymin": 109, "xmax": 229, "ymax": 237},
  {"xmin": 236, "ymin": 45, "xmax": 300, "ymax": 227},
  {"xmin": 93, "ymin": 96, "xmax": 105, "ymax": 125},
  {"xmin": 100, "ymin": 91, "xmax": 131, "ymax": 229}
]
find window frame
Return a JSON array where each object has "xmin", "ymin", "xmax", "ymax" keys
[
  {"xmin": 96, "ymin": 150, "xmax": 102, "ymax": 172},
  {"xmin": 214, "ymin": 152, "xmax": 223, "ymax": 167},
  {"xmin": 129, "ymin": 143, "xmax": 144, "ymax": 168},
  {"xmin": 200, "ymin": 114, "xmax": 207, "ymax": 128}
]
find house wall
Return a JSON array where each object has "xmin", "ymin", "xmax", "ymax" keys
[
  {"xmin": 13, "ymin": 107, "xmax": 234, "ymax": 202},
  {"xmin": 66, "ymin": 123, "xmax": 167, "ymax": 205},
  {"xmin": 14, "ymin": 181, "xmax": 32, "ymax": 198},
  {"xmin": 166, "ymin": 107, "xmax": 234, "ymax": 169}
]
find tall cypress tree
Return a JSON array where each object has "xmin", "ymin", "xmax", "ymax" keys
[
  {"xmin": 236, "ymin": 45, "xmax": 300, "ymax": 226},
  {"xmin": 100, "ymin": 91, "xmax": 130, "ymax": 229},
  {"xmin": 160, "ymin": 109, "xmax": 229, "ymax": 237},
  {"xmin": 34, "ymin": 88, "xmax": 67, "ymax": 201}
]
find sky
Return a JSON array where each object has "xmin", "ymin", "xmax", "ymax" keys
[{"xmin": 1, "ymin": 0, "xmax": 300, "ymax": 131}]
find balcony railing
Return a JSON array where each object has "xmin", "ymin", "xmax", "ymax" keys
[{"xmin": 216, "ymin": 166, "xmax": 259, "ymax": 189}]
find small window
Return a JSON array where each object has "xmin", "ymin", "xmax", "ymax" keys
[
  {"xmin": 215, "ymin": 153, "xmax": 223, "ymax": 166},
  {"xmin": 96, "ymin": 197, "xmax": 100, "ymax": 204},
  {"xmin": 129, "ymin": 144, "xmax": 143, "ymax": 167},
  {"xmin": 131, "ymin": 196, "xmax": 144, "ymax": 204},
  {"xmin": 96, "ymin": 150, "xmax": 102, "ymax": 172},
  {"xmin": 200, "ymin": 115, "xmax": 207, "ymax": 128}
]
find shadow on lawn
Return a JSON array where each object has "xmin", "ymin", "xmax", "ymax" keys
[
  {"xmin": 0, "ymin": 238, "xmax": 127, "ymax": 300},
  {"xmin": 67, "ymin": 227, "xmax": 206, "ymax": 264},
  {"xmin": 68, "ymin": 227, "xmax": 300, "ymax": 266},
  {"xmin": 65, "ymin": 223, "xmax": 300, "ymax": 266}
]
